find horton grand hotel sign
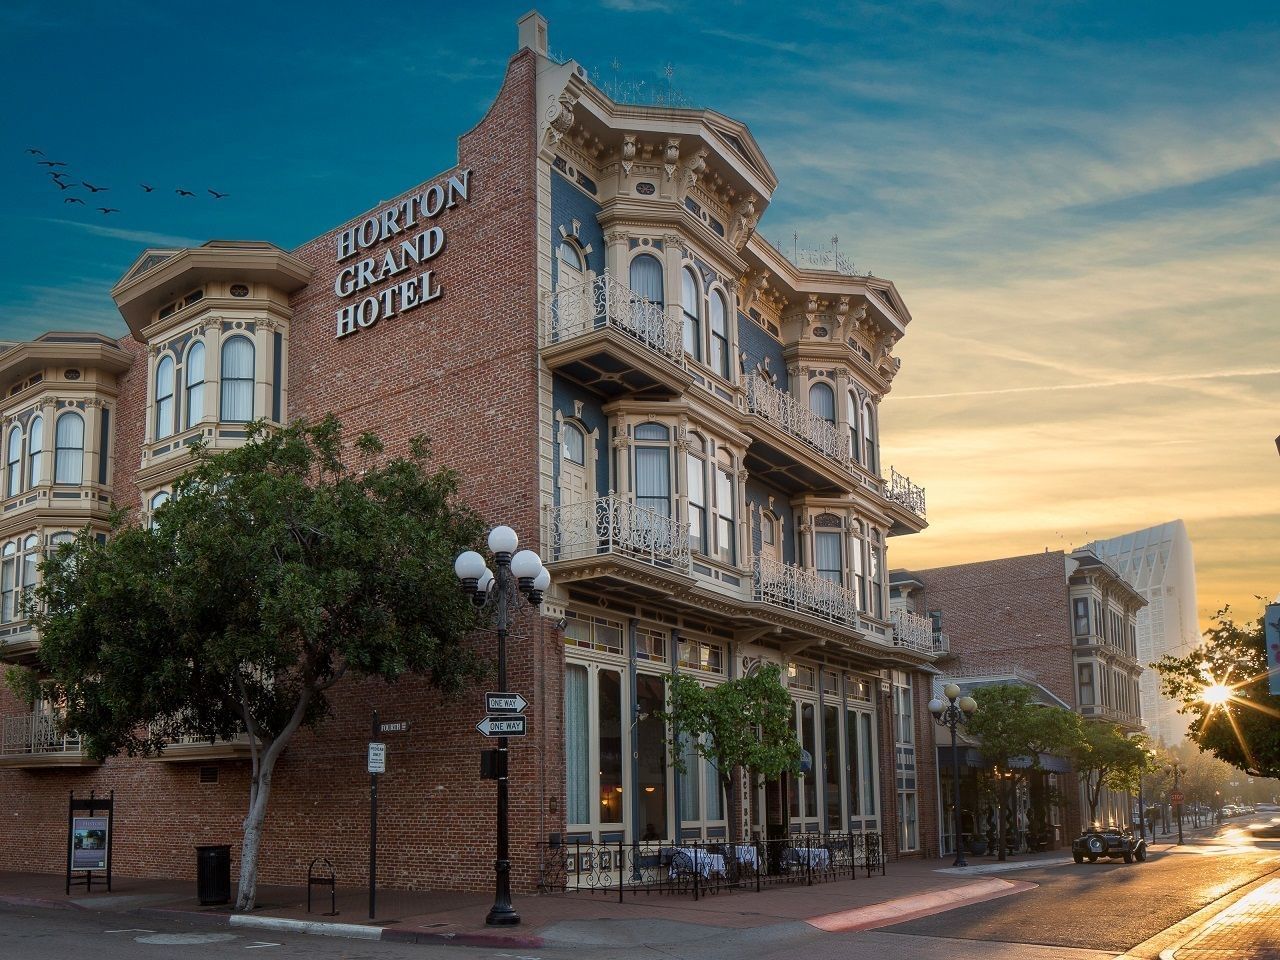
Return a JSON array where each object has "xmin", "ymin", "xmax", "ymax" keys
[{"xmin": 332, "ymin": 169, "xmax": 472, "ymax": 339}]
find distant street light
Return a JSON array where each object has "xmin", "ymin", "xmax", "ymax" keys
[{"xmin": 930, "ymin": 683, "xmax": 979, "ymax": 867}]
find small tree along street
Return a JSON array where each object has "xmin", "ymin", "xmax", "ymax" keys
[
  {"xmin": 661, "ymin": 663, "xmax": 801, "ymax": 842},
  {"xmin": 1157, "ymin": 607, "xmax": 1280, "ymax": 780},
  {"xmin": 1070, "ymin": 723, "xmax": 1153, "ymax": 826},
  {"xmin": 8, "ymin": 418, "xmax": 484, "ymax": 911},
  {"xmin": 965, "ymin": 684, "xmax": 1081, "ymax": 861}
]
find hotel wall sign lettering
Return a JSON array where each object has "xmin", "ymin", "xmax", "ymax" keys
[{"xmin": 333, "ymin": 169, "xmax": 472, "ymax": 340}]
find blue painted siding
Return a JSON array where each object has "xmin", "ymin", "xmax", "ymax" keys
[
  {"xmin": 746, "ymin": 479, "xmax": 795, "ymax": 564},
  {"xmin": 552, "ymin": 375, "xmax": 610, "ymax": 499},
  {"xmin": 550, "ymin": 171, "xmax": 604, "ymax": 288},
  {"xmin": 738, "ymin": 313, "xmax": 787, "ymax": 390}
]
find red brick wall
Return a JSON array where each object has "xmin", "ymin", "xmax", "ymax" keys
[
  {"xmin": 0, "ymin": 50, "xmax": 564, "ymax": 895},
  {"xmin": 910, "ymin": 552, "xmax": 1076, "ymax": 708}
]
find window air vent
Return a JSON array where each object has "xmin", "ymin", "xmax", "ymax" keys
[
  {"xmin": 199, "ymin": 766, "xmax": 218, "ymax": 784},
  {"xmin": 229, "ymin": 284, "xmax": 249, "ymax": 298}
]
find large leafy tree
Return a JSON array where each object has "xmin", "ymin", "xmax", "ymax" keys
[
  {"xmin": 661, "ymin": 663, "xmax": 801, "ymax": 842},
  {"xmin": 8, "ymin": 417, "xmax": 484, "ymax": 910},
  {"xmin": 1069, "ymin": 724, "xmax": 1153, "ymax": 825},
  {"xmin": 1156, "ymin": 607, "xmax": 1280, "ymax": 779},
  {"xmin": 965, "ymin": 684, "xmax": 1083, "ymax": 860}
]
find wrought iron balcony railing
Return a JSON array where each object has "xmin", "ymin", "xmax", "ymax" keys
[
  {"xmin": 549, "ymin": 495, "xmax": 690, "ymax": 569},
  {"xmin": 885, "ymin": 467, "xmax": 926, "ymax": 519},
  {"xmin": 892, "ymin": 609, "xmax": 940, "ymax": 656},
  {"xmin": 1, "ymin": 711, "xmax": 84, "ymax": 757},
  {"xmin": 744, "ymin": 376, "xmax": 849, "ymax": 468},
  {"xmin": 752, "ymin": 555, "xmax": 863, "ymax": 628},
  {"xmin": 543, "ymin": 273, "xmax": 686, "ymax": 366}
]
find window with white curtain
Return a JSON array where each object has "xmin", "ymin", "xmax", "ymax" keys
[
  {"xmin": 678, "ymin": 731, "xmax": 701, "ymax": 824},
  {"xmin": 709, "ymin": 289, "xmax": 729, "ymax": 378},
  {"xmin": 686, "ymin": 433, "xmax": 707, "ymax": 553},
  {"xmin": 714, "ymin": 448, "xmax": 736, "ymax": 564},
  {"xmin": 565, "ymin": 663, "xmax": 590, "ymax": 826},
  {"xmin": 220, "ymin": 335, "xmax": 255, "ymax": 422},
  {"xmin": 54, "ymin": 412, "xmax": 84, "ymax": 485},
  {"xmin": 20, "ymin": 534, "xmax": 38, "ymax": 614},
  {"xmin": 809, "ymin": 382, "xmax": 835, "ymax": 423},
  {"xmin": 815, "ymin": 531, "xmax": 843, "ymax": 585},
  {"xmin": 184, "ymin": 341, "xmax": 205, "ymax": 429},
  {"xmin": 861, "ymin": 401, "xmax": 877, "ymax": 472},
  {"xmin": 681, "ymin": 266, "xmax": 701, "ymax": 360},
  {"xmin": 154, "ymin": 354, "xmax": 176, "ymax": 439},
  {"xmin": 869, "ymin": 530, "xmax": 884, "ymax": 618},
  {"xmin": 26, "ymin": 416, "xmax": 42, "ymax": 488},
  {"xmin": 562, "ymin": 421, "xmax": 585, "ymax": 465},
  {"xmin": 5, "ymin": 426, "xmax": 21, "ymax": 498},
  {"xmin": 847, "ymin": 391, "xmax": 860, "ymax": 462},
  {"xmin": 634, "ymin": 423, "xmax": 670, "ymax": 518},
  {"xmin": 629, "ymin": 253, "xmax": 664, "ymax": 308},
  {"xmin": 851, "ymin": 521, "xmax": 866, "ymax": 611},
  {"xmin": 0, "ymin": 542, "xmax": 15, "ymax": 623}
]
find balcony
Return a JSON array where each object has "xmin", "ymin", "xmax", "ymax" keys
[
  {"xmin": 154, "ymin": 731, "xmax": 253, "ymax": 762},
  {"xmin": 547, "ymin": 496, "xmax": 693, "ymax": 595},
  {"xmin": 892, "ymin": 610, "xmax": 946, "ymax": 657},
  {"xmin": 752, "ymin": 555, "xmax": 861, "ymax": 628},
  {"xmin": 541, "ymin": 274, "xmax": 692, "ymax": 398},
  {"xmin": 742, "ymin": 376, "xmax": 855, "ymax": 494},
  {"xmin": 883, "ymin": 467, "xmax": 927, "ymax": 536},
  {"xmin": 0, "ymin": 620, "xmax": 39, "ymax": 665},
  {"xmin": 0, "ymin": 712, "xmax": 97, "ymax": 768}
]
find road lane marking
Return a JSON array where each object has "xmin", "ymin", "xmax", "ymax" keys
[
  {"xmin": 106, "ymin": 929, "xmax": 155, "ymax": 933},
  {"xmin": 245, "ymin": 943, "xmax": 280, "ymax": 949}
]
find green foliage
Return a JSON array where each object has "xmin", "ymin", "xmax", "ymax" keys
[
  {"xmin": 966, "ymin": 684, "xmax": 1083, "ymax": 771},
  {"xmin": 10, "ymin": 416, "xmax": 485, "ymax": 759},
  {"xmin": 1156, "ymin": 607, "xmax": 1280, "ymax": 779},
  {"xmin": 1070, "ymin": 724, "xmax": 1154, "ymax": 822},
  {"xmin": 661, "ymin": 663, "xmax": 801, "ymax": 789}
]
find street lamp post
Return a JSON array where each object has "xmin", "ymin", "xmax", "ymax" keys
[
  {"xmin": 455, "ymin": 525, "xmax": 551, "ymax": 927},
  {"xmin": 1164, "ymin": 762, "xmax": 1187, "ymax": 845},
  {"xmin": 929, "ymin": 684, "xmax": 979, "ymax": 867},
  {"xmin": 1137, "ymin": 748, "xmax": 1156, "ymax": 842}
]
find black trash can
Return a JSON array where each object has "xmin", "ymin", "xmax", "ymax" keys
[{"xmin": 195, "ymin": 845, "xmax": 231, "ymax": 905}]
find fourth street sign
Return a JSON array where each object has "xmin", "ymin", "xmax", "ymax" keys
[{"xmin": 476, "ymin": 716, "xmax": 527, "ymax": 737}]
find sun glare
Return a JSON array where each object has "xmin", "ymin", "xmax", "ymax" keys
[{"xmin": 1203, "ymin": 683, "xmax": 1232, "ymax": 706}]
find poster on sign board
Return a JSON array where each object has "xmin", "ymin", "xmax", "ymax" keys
[{"xmin": 71, "ymin": 817, "xmax": 109, "ymax": 871}]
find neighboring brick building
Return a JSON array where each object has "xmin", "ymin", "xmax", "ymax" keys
[
  {"xmin": 892, "ymin": 549, "xmax": 1145, "ymax": 857},
  {"xmin": 0, "ymin": 14, "xmax": 942, "ymax": 894}
]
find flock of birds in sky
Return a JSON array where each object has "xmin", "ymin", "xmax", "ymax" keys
[{"xmin": 26, "ymin": 148, "xmax": 229, "ymax": 216}]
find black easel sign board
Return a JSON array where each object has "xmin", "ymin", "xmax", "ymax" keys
[{"xmin": 66, "ymin": 790, "xmax": 113, "ymax": 894}]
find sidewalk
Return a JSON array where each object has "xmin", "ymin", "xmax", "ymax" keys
[
  {"xmin": 1166, "ymin": 877, "xmax": 1280, "ymax": 960},
  {"xmin": 0, "ymin": 852, "xmax": 1053, "ymax": 949}
]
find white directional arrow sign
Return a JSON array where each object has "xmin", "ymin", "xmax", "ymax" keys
[
  {"xmin": 476, "ymin": 715, "xmax": 527, "ymax": 737},
  {"xmin": 485, "ymin": 692, "xmax": 529, "ymax": 714}
]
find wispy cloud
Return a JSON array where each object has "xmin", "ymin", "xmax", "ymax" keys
[
  {"xmin": 895, "ymin": 367, "xmax": 1280, "ymax": 401},
  {"xmin": 35, "ymin": 217, "xmax": 199, "ymax": 248},
  {"xmin": 599, "ymin": 0, "xmax": 674, "ymax": 11}
]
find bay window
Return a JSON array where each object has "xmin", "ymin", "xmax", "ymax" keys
[
  {"xmin": 714, "ymin": 449, "xmax": 736, "ymax": 564},
  {"xmin": 630, "ymin": 253, "xmax": 664, "ymax": 308},
  {"xmin": 184, "ymin": 341, "xmax": 206, "ymax": 429},
  {"xmin": 26, "ymin": 416, "xmax": 41, "ymax": 487},
  {"xmin": 634, "ymin": 423, "xmax": 671, "ymax": 518},
  {"xmin": 5, "ymin": 426, "xmax": 20, "ymax": 497},
  {"xmin": 220, "ymin": 335, "xmax": 255, "ymax": 423},
  {"xmin": 54, "ymin": 412, "xmax": 84, "ymax": 485},
  {"xmin": 686, "ymin": 433, "xmax": 707, "ymax": 553},
  {"xmin": 815, "ymin": 530, "xmax": 843, "ymax": 585},
  {"xmin": 809, "ymin": 382, "xmax": 835, "ymax": 423}
]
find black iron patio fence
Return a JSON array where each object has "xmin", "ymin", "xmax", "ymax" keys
[{"xmin": 537, "ymin": 832, "xmax": 885, "ymax": 901}]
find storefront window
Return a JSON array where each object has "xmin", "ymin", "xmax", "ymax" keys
[
  {"xmin": 565, "ymin": 664, "xmax": 589, "ymax": 825},
  {"xmin": 636, "ymin": 674, "xmax": 668, "ymax": 840},
  {"xmin": 599, "ymin": 669, "xmax": 623, "ymax": 824},
  {"xmin": 824, "ymin": 704, "xmax": 841, "ymax": 831}
]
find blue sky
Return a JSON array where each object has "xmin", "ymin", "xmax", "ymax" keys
[{"xmin": 3, "ymin": 0, "xmax": 1278, "ymax": 619}]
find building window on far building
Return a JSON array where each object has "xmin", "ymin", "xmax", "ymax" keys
[
  {"xmin": 54, "ymin": 412, "xmax": 84, "ymax": 485},
  {"xmin": 1078, "ymin": 662, "xmax": 1095, "ymax": 705},
  {"xmin": 1073, "ymin": 596, "xmax": 1090, "ymax": 637}
]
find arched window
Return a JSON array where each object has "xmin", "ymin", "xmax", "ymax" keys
[
  {"xmin": 809, "ymin": 382, "xmax": 835, "ymax": 423},
  {"xmin": 561, "ymin": 422, "xmax": 585, "ymax": 466},
  {"xmin": 685, "ymin": 432, "xmax": 707, "ymax": 553},
  {"xmin": 681, "ymin": 267, "xmax": 701, "ymax": 361},
  {"xmin": 851, "ymin": 520, "xmax": 866, "ymax": 611},
  {"xmin": 861, "ymin": 401, "xmax": 877, "ymax": 472},
  {"xmin": 184, "ymin": 341, "xmax": 205, "ymax": 429},
  {"xmin": 148, "ymin": 491, "xmax": 171, "ymax": 530},
  {"xmin": 220, "ymin": 336, "xmax": 255, "ymax": 423},
  {"xmin": 0, "ymin": 541, "xmax": 15, "ymax": 623},
  {"xmin": 54, "ymin": 412, "xmax": 84, "ymax": 485},
  {"xmin": 709, "ymin": 289, "xmax": 730, "ymax": 378},
  {"xmin": 5, "ymin": 426, "xmax": 21, "ymax": 498},
  {"xmin": 27, "ymin": 416, "xmax": 42, "ymax": 488},
  {"xmin": 869, "ymin": 529, "xmax": 884, "ymax": 617},
  {"xmin": 629, "ymin": 254, "xmax": 664, "ymax": 308},
  {"xmin": 555, "ymin": 239, "xmax": 585, "ymax": 293},
  {"xmin": 634, "ymin": 422, "xmax": 670, "ymax": 518},
  {"xmin": 714, "ymin": 447, "xmax": 736, "ymax": 563},
  {"xmin": 847, "ymin": 391, "xmax": 860, "ymax": 463},
  {"xmin": 154, "ymin": 355, "xmax": 175, "ymax": 439}
]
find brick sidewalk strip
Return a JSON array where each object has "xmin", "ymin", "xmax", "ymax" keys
[{"xmin": 1168, "ymin": 877, "xmax": 1280, "ymax": 960}]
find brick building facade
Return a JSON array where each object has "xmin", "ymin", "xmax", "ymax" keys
[
  {"xmin": 0, "ymin": 14, "xmax": 943, "ymax": 893},
  {"xmin": 892, "ymin": 548, "xmax": 1145, "ymax": 855}
]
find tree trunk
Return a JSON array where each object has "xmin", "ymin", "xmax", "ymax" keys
[{"xmin": 235, "ymin": 745, "xmax": 280, "ymax": 911}]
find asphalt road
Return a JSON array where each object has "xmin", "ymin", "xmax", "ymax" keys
[{"xmin": 885, "ymin": 822, "xmax": 1280, "ymax": 952}]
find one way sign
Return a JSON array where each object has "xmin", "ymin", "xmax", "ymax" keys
[
  {"xmin": 476, "ymin": 716, "xmax": 527, "ymax": 737},
  {"xmin": 485, "ymin": 692, "xmax": 528, "ymax": 714}
]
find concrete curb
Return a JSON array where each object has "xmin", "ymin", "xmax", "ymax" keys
[
  {"xmin": 381, "ymin": 927, "xmax": 546, "ymax": 949},
  {"xmin": 229, "ymin": 914, "xmax": 384, "ymax": 940},
  {"xmin": 807, "ymin": 877, "xmax": 1035, "ymax": 932}
]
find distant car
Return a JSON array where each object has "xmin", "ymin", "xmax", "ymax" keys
[{"xmin": 1072, "ymin": 826, "xmax": 1147, "ymax": 864}]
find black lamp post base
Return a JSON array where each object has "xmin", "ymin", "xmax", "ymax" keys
[
  {"xmin": 952, "ymin": 852, "xmax": 968, "ymax": 868},
  {"xmin": 485, "ymin": 905, "xmax": 521, "ymax": 926}
]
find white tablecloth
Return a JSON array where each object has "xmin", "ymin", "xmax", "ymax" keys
[
  {"xmin": 788, "ymin": 846, "xmax": 831, "ymax": 869},
  {"xmin": 730, "ymin": 844, "xmax": 759, "ymax": 869},
  {"xmin": 670, "ymin": 846, "xmax": 726, "ymax": 878}
]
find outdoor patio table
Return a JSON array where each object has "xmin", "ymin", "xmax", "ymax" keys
[
  {"xmin": 789, "ymin": 846, "xmax": 831, "ymax": 869},
  {"xmin": 670, "ymin": 846, "xmax": 726, "ymax": 879},
  {"xmin": 730, "ymin": 844, "xmax": 759, "ymax": 869}
]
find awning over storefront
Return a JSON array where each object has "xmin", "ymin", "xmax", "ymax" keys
[{"xmin": 937, "ymin": 745, "xmax": 1072, "ymax": 774}]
